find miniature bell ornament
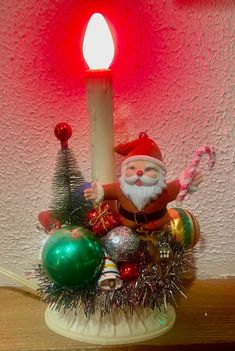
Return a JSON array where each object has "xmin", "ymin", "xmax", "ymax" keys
[{"xmin": 98, "ymin": 254, "xmax": 122, "ymax": 290}]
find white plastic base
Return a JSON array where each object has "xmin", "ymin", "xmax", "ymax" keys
[{"xmin": 45, "ymin": 304, "xmax": 176, "ymax": 345}]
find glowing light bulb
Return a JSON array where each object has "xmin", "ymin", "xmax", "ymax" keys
[{"xmin": 82, "ymin": 13, "xmax": 115, "ymax": 70}]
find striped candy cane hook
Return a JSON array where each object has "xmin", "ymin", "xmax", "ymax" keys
[{"xmin": 177, "ymin": 146, "xmax": 216, "ymax": 202}]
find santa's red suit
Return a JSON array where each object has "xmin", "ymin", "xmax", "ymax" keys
[
  {"xmin": 102, "ymin": 179, "xmax": 180, "ymax": 231},
  {"xmin": 94, "ymin": 133, "xmax": 183, "ymax": 231}
]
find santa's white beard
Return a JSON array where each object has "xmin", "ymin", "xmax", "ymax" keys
[{"xmin": 119, "ymin": 172, "xmax": 166, "ymax": 210}]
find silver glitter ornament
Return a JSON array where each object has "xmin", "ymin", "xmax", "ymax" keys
[{"xmin": 102, "ymin": 226, "xmax": 140, "ymax": 262}]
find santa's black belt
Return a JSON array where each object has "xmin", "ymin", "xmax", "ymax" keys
[{"xmin": 119, "ymin": 206, "xmax": 167, "ymax": 225}]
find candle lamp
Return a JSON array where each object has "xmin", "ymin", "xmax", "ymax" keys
[
  {"xmin": 0, "ymin": 9, "xmax": 216, "ymax": 348},
  {"xmin": 42, "ymin": 12, "xmax": 177, "ymax": 346},
  {"xmin": 83, "ymin": 13, "xmax": 115, "ymax": 184}
]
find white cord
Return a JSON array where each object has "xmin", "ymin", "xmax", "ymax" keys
[{"xmin": 0, "ymin": 266, "xmax": 37, "ymax": 294}]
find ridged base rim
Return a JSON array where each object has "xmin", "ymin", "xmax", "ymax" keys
[{"xmin": 45, "ymin": 305, "xmax": 176, "ymax": 345}]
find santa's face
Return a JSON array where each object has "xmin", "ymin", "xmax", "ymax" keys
[
  {"xmin": 120, "ymin": 159, "xmax": 166, "ymax": 210},
  {"xmin": 124, "ymin": 160, "xmax": 159, "ymax": 186}
]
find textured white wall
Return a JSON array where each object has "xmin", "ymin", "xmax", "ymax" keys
[{"xmin": 0, "ymin": 0, "xmax": 234, "ymax": 285}]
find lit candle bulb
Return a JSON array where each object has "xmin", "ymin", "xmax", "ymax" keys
[
  {"xmin": 83, "ymin": 13, "xmax": 114, "ymax": 70},
  {"xmin": 83, "ymin": 13, "xmax": 115, "ymax": 184}
]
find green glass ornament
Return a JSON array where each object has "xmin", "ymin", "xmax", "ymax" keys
[{"xmin": 42, "ymin": 226, "xmax": 103, "ymax": 288}]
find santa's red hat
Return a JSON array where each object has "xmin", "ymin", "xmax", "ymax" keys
[{"xmin": 114, "ymin": 132, "xmax": 166, "ymax": 172}]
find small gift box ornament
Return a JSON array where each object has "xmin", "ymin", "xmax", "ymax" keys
[
  {"xmin": 38, "ymin": 210, "xmax": 61, "ymax": 234},
  {"xmin": 87, "ymin": 202, "xmax": 120, "ymax": 236}
]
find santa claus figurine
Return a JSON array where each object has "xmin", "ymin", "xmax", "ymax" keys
[{"xmin": 84, "ymin": 133, "xmax": 203, "ymax": 232}]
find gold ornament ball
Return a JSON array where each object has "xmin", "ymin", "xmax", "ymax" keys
[{"xmin": 168, "ymin": 208, "xmax": 200, "ymax": 248}]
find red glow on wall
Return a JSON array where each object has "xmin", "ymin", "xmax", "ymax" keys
[{"xmin": 35, "ymin": 0, "xmax": 172, "ymax": 95}]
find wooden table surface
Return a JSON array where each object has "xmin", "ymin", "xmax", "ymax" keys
[{"xmin": 0, "ymin": 279, "xmax": 235, "ymax": 351}]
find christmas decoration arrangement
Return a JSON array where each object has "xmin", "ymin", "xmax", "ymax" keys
[
  {"xmin": 35, "ymin": 123, "xmax": 215, "ymax": 319},
  {"xmin": 0, "ymin": 11, "xmax": 217, "ymax": 346}
]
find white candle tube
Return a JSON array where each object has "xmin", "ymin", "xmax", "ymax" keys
[{"xmin": 86, "ymin": 70, "xmax": 115, "ymax": 184}]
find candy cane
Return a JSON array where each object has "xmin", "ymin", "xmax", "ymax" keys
[{"xmin": 177, "ymin": 146, "xmax": 216, "ymax": 202}]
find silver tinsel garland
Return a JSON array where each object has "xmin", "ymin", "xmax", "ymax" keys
[{"xmin": 35, "ymin": 237, "xmax": 194, "ymax": 317}]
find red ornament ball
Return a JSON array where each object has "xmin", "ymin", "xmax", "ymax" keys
[
  {"xmin": 119, "ymin": 263, "xmax": 139, "ymax": 281},
  {"xmin": 54, "ymin": 122, "xmax": 72, "ymax": 149}
]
